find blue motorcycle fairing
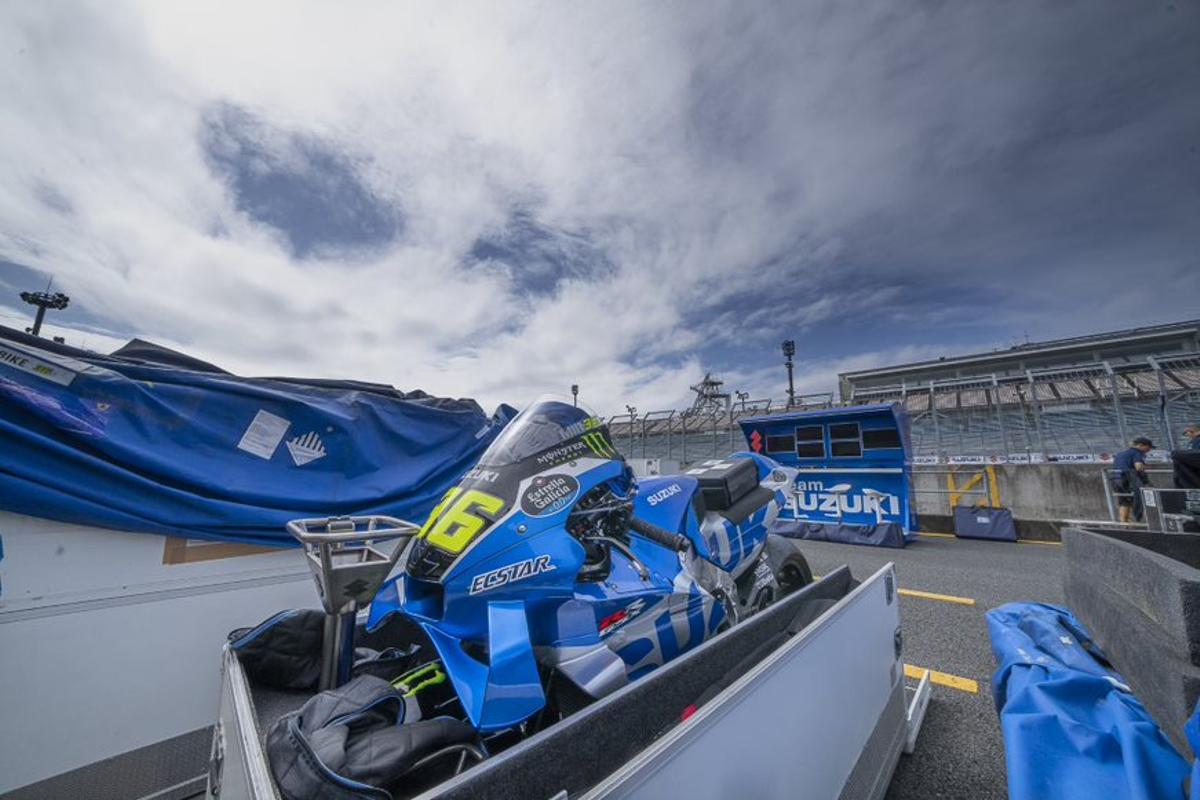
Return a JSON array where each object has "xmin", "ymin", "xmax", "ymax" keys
[
  {"xmin": 631, "ymin": 475, "xmax": 721, "ymax": 564},
  {"xmin": 370, "ymin": 525, "xmax": 588, "ymax": 640},
  {"xmin": 422, "ymin": 600, "xmax": 544, "ymax": 732},
  {"xmin": 634, "ymin": 457, "xmax": 778, "ymax": 575},
  {"xmin": 450, "ymin": 459, "xmax": 628, "ymax": 578},
  {"xmin": 573, "ymin": 548, "xmax": 675, "ymax": 631},
  {"xmin": 369, "ymin": 461, "xmax": 624, "ymax": 636},
  {"xmin": 632, "ymin": 475, "xmax": 697, "ymax": 531}
]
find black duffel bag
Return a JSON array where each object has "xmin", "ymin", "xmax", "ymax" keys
[{"xmin": 266, "ymin": 674, "xmax": 479, "ymax": 799}]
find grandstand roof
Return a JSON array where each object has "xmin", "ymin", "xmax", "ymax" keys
[
  {"xmin": 840, "ymin": 318, "xmax": 1200, "ymax": 397},
  {"xmin": 738, "ymin": 402, "xmax": 899, "ymax": 426}
]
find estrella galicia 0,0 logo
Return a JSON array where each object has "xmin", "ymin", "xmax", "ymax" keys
[{"xmin": 520, "ymin": 473, "xmax": 580, "ymax": 517}]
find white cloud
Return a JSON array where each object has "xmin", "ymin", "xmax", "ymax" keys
[{"xmin": 1, "ymin": 1, "xmax": 1196, "ymax": 417}]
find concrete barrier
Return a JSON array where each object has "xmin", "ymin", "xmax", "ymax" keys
[
  {"xmin": 1062, "ymin": 527, "xmax": 1200, "ymax": 756},
  {"xmin": 912, "ymin": 463, "xmax": 1175, "ymax": 539}
]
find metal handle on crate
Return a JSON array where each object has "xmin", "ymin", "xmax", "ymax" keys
[
  {"xmin": 287, "ymin": 514, "xmax": 420, "ymax": 690},
  {"xmin": 286, "ymin": 514, "xmax": 416, "ymax": 544}
]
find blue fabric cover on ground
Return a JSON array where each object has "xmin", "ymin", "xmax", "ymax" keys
[
  {"xmin": 1190, "ymin": 701, "xmax": 1200, "ymax": 800},
  {"xmin": 987, "ymin": 602, "xmax": 1189, "ymax": 800},
  {"xmin": 0, "ymin": 326, "xmax": 514, "ymax": 546},
  {"xmin": 769, "ymin": 519, "xmax": 907, "ymax": 548}
]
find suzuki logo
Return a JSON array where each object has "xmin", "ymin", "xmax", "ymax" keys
[
  {"xmin": 750, "ymin": 430, "xmax": 763, "ymax": 453},
  {"xmin": 647, "ymin": 484, "xmax": 682, "ymax": 506},
  {"xmin": 794, "ymin": 481, "xmax": 900, "ymax": 523}
]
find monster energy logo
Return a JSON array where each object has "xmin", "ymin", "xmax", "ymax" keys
[
  {"xmin": 536, "ymin": 429, "xmax": 618, "ymax": 465},
  {"xmin": 582, "ymin": 431, "xmax": 616, "ymax": 458}
]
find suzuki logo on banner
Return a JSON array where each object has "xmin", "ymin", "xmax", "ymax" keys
[{"xmin": 794, "ymin": 480, "xmax": 901, "ymax": 523}]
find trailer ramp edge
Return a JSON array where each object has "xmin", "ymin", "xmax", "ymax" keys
[{"xmin": 581, "ymin": 563, "xmax": 909, "ymax": 800}]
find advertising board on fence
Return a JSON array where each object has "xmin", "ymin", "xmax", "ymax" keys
[{"xmin": 907, "ymin": 452, "xmax": 1134, "ymax": 466}]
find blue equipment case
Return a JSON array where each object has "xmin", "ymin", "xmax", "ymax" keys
[{"xmin": 953, "ymin": 506, "xmax": 1017, "ymax": 542}]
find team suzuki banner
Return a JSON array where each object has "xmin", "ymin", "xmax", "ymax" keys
[
  {"xmin": 739, "ymin": 403, "xmax": 916, "ymax": 548},
  {"xmin": 0, "ymin": 325, "xmax": 514, "ymax": 546}
]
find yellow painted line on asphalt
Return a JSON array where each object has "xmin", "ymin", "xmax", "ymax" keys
[
  {"xmin": 810, "ymin": 575, "xmax": 976, "ymax": 606},
  {"xmin": 898, "ymin": 588, "xmax": 976, "ymax": 606},
  {"xmin": 904, "ymin": 664, "xmax": 980, "ymax": 694},
  {"xmin": 921, "ymin": 530, "xmax": 1064, "ymax": 547}
]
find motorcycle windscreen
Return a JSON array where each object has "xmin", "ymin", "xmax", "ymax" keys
[{"xmin": 421, "ymin": 600, "xmax": 544, "ymax": 731}]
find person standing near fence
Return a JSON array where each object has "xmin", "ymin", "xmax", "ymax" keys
[
  {"xmin": 1111, "ymin": 437, "xmax": 1154, "ymax": 523},
  {"xmin": 1183, "ymin": 423, "xmax": 1200, "ymax": 451}
]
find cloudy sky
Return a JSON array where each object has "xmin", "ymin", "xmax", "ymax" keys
[{"xmin": 1, "ymin": 1, "xmax": 1197, "ymax": 415}]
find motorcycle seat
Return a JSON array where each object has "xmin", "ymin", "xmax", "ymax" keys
[
  {"xmin": 686, "ymin": 458, "xmax": 760, "ymax": 512},
  {"xmin": 716, "ymin": 485, "xmax": 775, "ymax": 526}
]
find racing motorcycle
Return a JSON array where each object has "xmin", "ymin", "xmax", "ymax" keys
[{"xmin": 365, "ymin": 395, "xmax": 812, "ymax": 734}]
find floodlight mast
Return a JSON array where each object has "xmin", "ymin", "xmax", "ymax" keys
[
  {"xmin": 20, "ymin": 289, "xmax": 70, "ymax": 337},
  {"xmin": 782, "ymin": 339, "xmax": 796, "ymax": 408}
]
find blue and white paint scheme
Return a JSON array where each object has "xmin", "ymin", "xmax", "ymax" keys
[{"xmin": 367, "ymin": 397, "xmax": 792, "ymax": 732}]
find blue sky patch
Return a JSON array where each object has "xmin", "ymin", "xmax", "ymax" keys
[
  {"xmin": 467, "ymin": 210, "xmax": 613, "ymax": 295},
  {"xmin": 201, "ymin": 104, "xmax": 401, "ymax": 259}
]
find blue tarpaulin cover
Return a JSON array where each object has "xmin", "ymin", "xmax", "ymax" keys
[
  {"xmin": 0, "ymin": 325, "xmax": 514, "ymax": 546},
  {"xmin": 987, "ymin": 602, "xmax": 1189, "ymax": 800},
  {"xmin": 1189, "ymin": 700, "xmax": 1200, "ymax": 800}
]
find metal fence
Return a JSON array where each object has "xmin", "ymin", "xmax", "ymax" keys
[{"xmin": 610, "ymin": 352, "xmax": 1200, "ymax": 464}]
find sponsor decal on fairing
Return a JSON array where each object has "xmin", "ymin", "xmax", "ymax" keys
[
  {"xmin": 536, "ymin": 440, "xmax": 591, "ymax": 466},
  {"xmin": 519, "ymin": 474, "xmax": 581, "ymax": 517},
  {"xmin": 463, "ymin": 466, "xmax": 500, "ymax": 483},
  {"xmin": 752, "ymin": 558, "xmax": 775, "ymax": 591},
  {"xmin": 598, "ymin": 597, "xmax": 648, "ymax": 637},
  {"xmin": 469, "ymin": 554, "xmax": 556, "ymax": 595},
  {"xmin": 646, "ymin": 483, "xmax": 682, "ymax": 506}
]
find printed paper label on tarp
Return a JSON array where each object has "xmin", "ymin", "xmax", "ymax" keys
[{"xmin": 237, "ymin": 409, "xmax": 290, "ymax": 460}]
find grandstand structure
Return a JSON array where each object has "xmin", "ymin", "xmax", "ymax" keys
[{"xmin": 611, "ymin": 320, "xmax": 1200, "ymax": 463}]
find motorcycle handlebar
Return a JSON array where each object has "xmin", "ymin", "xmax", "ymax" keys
[{"xmin": 629, "ymin": 517, "xmax": 691, "ymax": 553}]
